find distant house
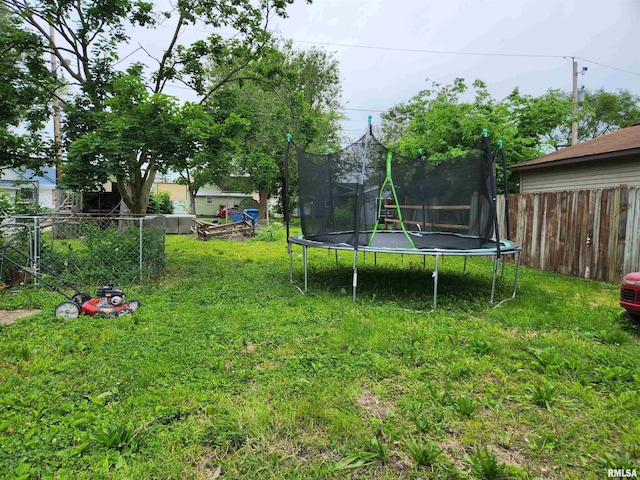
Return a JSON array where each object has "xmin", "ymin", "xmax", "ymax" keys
[
  {"xmin": 509, "ymin": 124, "xmax": 640, "ymax": 193},
  {"xmin": 195, "ymin": 184, "xmax": 255, "ymax": 217},
  {"xmin": 0, "ymin": 167, "xmax": 57, "ymax": 210}
]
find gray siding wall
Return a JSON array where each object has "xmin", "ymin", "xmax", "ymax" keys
[{"xmin": 519, "ymin": 155, "xmax": 640, "ymax": 193}]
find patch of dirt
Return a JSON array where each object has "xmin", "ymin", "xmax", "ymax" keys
[
  {"xmin": 490, "ymin": 442, "xmax": 527, "ymax": 469},
  {"xmin": 357, "ymin": 388, "xmax": 395, "ymax": 419},
  {"xmin": 438, "ymin": 432, "xmax": 470, "ymax": 469},
  {"xmin": 0, "ymin": 309, "xmax": 41, "ymax": 325}
]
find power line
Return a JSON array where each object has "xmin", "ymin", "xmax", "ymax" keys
[
  {"xmin": 574, "ymin": 57, "xmax": 640, "ymax": 77},
  {"xmin": 155, "ymin": 23, "xmax": 640, "ymax": 76},
  {"xmin": 291, "ymin": 39, "xmax": 565, "ymax": 60}
]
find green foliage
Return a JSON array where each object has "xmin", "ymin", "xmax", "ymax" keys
[
  {"xmin": 39, "ymin": 220, "xmax": 165, "ymax": 285},
  {"xmin": 381, "ymin": 79, "xmax": 640, "ymax": 194},
  {"xmin": 367, "ymin": 436, "xmax": 389, "ymax": 463},
  {"xmin": 411, "ymin": 407, "xmax": 450, "ymax": 433},
  {"xmin": 577, "ymin": 88, "xmax": 640, "ymax": 141},
  {"xmin": 91, "ymin": 422, "xmax": 134, "ymax": 450},
  {"xmin": 332, "ymin": 451, "xmax": 378, "ymax": 471},
  {"xmin": 216, "ymin": 40, "xmax": 343, "ymax": 216},
  {"xmin": 528, "ymin": 381, "xmax": 557, "ymax": 411},
  {"xmin": 147, "ymin": 191, "xmax": 174, "ymax": 215},
  {"xmin": 457, "ymin": 395, "xmax": 477, "ymax": 418},
  {"xmin": 471, "ymin": 337, "xmax": 495, "ymax": 354},
  {"xmin": 0, "ymin": 192, "xmax": 14, "ymax": 215},
  {"xmin": 406, "ymin": 438, "xmax": 443, "ymax": 467},
  {"xmin": 0, "ymin": 7, "xmax": 57, "ymax": 170},
  {"xmin": 464, "ymin": 446, "xmax": 526, "ymax": 479},
  {"xmin": 6, "ymin": 0, "xmax": 303, "ymax": 214}
]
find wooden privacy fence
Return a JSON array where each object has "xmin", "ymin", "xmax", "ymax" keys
[{"xmin": 496, "ymin": 186, "xmax": 640, "ymax": 284}]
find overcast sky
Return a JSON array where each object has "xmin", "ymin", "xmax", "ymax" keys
[
  {"xmin": 137, "ymin": 0, "xmax": 640, "ymax": 144},
  {"xmin": 266, "ymin": 0, "xmax": 640, "ymax": 142}
]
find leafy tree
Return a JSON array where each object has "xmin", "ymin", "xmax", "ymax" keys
[
  {"xmin": 220, "ymin": 42, "xmax": 343, "ymax": 218},
  {"xmin": 575, "ymin": 88, "xmax": 640, "ymax": 142},
  {"xmin": 3, "ymin": 0, "xmax": 309, "ymax": 213},
  {"xmin": 173, "ymin": 92, "xmax": 250, "ymax": 215},
  {"xmin": 381, "ymin": 78, "xmax": 545, "ymax": 193},
  {"xmin": 381, "ymin": 79, "xmax": 640, "ymax": 193},
  {"xmin": 511, "ymin": 88, "xmax": 640, "ymax": 150},
  {"xmin": 506, "ymin": 88, "xmax": 574, "ymax": 152},
  {"xmin": 0, "ymin": 6, "xmax": 57, "ymax": 170},
  {"xmin": 383, "ymin": 79, "xmax": 551, "ymax": 193}
]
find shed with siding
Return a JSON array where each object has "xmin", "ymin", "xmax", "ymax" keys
[{"xmin": 510, "ymin": 124, "xmax": 640, "ymax": 193}]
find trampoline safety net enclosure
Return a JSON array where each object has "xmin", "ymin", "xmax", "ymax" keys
[{"xmin": 285, "ymin": 125, "xmax": 522, "ymax": 308}]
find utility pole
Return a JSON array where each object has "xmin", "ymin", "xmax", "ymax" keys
[
  {"xmin": 50, "ymin": 25, "xmax": 64, "ymax": 209},
  {"xmin": 571, "ymin": 58, "xmax": 578, "ymax": 146},
  {"xmin": 571, "ymin": 57, "xmax": 587, "ymax": 146}
]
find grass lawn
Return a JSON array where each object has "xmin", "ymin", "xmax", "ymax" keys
[{"xmin": 1, "ymin": 224, "xmax": 639, "ymax": 479}]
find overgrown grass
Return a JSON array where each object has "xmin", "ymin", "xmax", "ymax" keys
[{"xmin": 0, "ymin": 225, "xmax": 639, "ymax": 479}]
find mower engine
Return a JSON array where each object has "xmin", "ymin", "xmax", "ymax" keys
[{"xmin": 81, "ymin": 284, "xmax": 140, "ymax": 317}]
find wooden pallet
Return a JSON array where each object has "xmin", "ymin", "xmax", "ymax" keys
[{"xmin": 195, "ymin": 216, "xmax": 255, "ymax": 240}]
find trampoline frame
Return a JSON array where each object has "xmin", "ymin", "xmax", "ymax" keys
[
  {"xmin": 287, "ymin": 232, "xmax": 522, "ymax": 309},
  {"xmin": 284, "ymin": 121, "xmax": 523, "ymax": 309}
]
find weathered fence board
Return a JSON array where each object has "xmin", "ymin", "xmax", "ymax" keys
[{"xmin": 497, "ymin": 186, "xmax": 639, "ymax": 284}]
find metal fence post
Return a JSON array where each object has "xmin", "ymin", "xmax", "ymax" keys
[
  {"xmin": 139, "ymin": 217, "xmax": 143, "ymax": 283},
  {"xmin": 33, "ymin": 216, "xmax": 40, "ymax": 286}
]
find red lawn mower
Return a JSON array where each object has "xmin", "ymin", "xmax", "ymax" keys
[
  {"xmin": 0, "ymin": 245, "xmax": 140, "ymax": 319},
  {"xmin": 55, "ymin": 284, "xmax": 141, "ymax": 319}
]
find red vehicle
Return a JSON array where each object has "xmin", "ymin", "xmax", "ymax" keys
[
  {"xmin": 215, "ymin": 206, "xmax": 237, "ymax": 218},
  {"xmin": 620, "ymin": 272, "xmax": 640, "ymax": 320}
]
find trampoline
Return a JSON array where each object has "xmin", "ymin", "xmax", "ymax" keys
[{"xmin": 284, "ymin": 120, "xmax": 522, "ymax": 308}]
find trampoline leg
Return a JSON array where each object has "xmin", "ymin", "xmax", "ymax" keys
[
  {"xmin": 288, "ymin": 242, "xmax": 293, "ymax": 283},
  {"xmin": 335, "ymin": 249, "xmax": 338, "ymax": 265},
  {"xmin": 423, "ymin": 255, "xmax": 426, "ymax": 269},
  {"xmin": 303, "ymin": 245, "xmax": 308, "ymax": 293},
  {"xmin": 352, "ymin": 250, "xmax": 359, "ymax": 303},
  {"xmin": 432, "ymin": 255, "xmax": 439, "ymax": 310},
  {"xmin": 463, "ymin": 256, "xmax": 468, "ymax": 274},
  {"xmin": 374, "ymin": 252, "xmax": 377, "ymax": 266},
  {"xmin": 490, "ymin": 255, "xmax": 500, "ymax": 307},
  {"xmin": 512, "ymin": 252, "xmax": 522, "ymax": 299}
]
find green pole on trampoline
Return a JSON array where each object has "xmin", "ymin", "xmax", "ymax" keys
[{"xmin": 369, "ymin": 151, "xmax": 416, "ymax": 249}]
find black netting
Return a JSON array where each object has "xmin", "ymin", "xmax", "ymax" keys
[{"xmin": 294, "ymin": 133, "xmax": 496, "ymax": 250}]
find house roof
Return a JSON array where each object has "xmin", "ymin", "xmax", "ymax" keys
[
  {"xmin": 197, "ymin": 190, "xmax": 250, "ymax": 198},
  {"xmin": 0, "ymin": 168, "xmax": 57, "ymax": 187},
  {"xmin": 23, "ymin": 168, "xmax": 57, "ymax": 187},
  {"xmin": 509, "ymin": 124, "xmax": 640, "ymax": 172}
]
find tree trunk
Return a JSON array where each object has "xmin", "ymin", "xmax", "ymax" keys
[
  {"xmin": 258, "ymin": 189, "xmax": 269, "ymax": 221},
  {"xmin": 117, "ymin": 168, "xmax": 156, "ymax": 215},
  {"xmin": 188, "ymin": 189, "xmax": 197, "ymax": 216}
]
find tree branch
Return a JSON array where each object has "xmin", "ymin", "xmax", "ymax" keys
[{"xmin": 154, "ymin": 15, "xmax": 184, "ymax": 94}]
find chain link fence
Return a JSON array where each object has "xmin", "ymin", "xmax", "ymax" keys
[{"xmin": 0, "ymin": 214, "xmax": 166, "ymax": 294}]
